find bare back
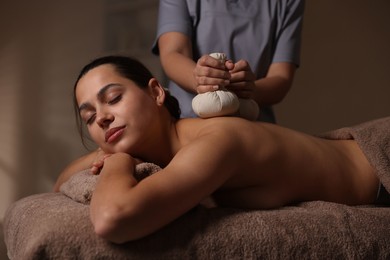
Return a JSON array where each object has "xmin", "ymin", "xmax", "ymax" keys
[{"xmin": 172, "ymin": 117, "xmax": 379, "ymax": 209}]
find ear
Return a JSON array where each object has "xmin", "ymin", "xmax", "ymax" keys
[{"xmin": 148, "ymin": 78, "xmax": 165, "ymax": 106}]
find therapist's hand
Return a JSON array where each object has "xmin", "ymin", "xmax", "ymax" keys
[
  {"xmin": 193, "ymin": 55, "xmax": 233, "ymax": 93},
  {"xmin": 227, "ymin": 59, "xmax": 256, "ymax": 99}
]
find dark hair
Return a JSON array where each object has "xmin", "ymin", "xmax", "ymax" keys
[{"xmin": 73, "ymin": 55, "xmax": 181, "ymax": 148}]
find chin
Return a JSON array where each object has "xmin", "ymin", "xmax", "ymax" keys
[
  {"xmin": 104, "ymin": 138, "xmax": 140, "ymax": 155},
  {"xmin": 110, "ymin": 143, "xmax": 134, "ymax": 155}
]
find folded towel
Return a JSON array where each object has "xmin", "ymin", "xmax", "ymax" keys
[
  {"xmin": 318, "ymin": 116, "xmax": 390, "ymax": 190},
  {"xmin": 60, "ymin": 162, "xmax": 161, "ymax": 204}
]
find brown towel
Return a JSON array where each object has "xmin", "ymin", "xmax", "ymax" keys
[
  {"xmin": 4, "ymin": 117, "xmax": 390, "ymax": 259},
  {"xmin": 318, "ymin": 116, "xmax": 390, "ymax": 190},
  {"xmin": 60, "ymin": 162, "xmax": 161, "ymax": 204}
]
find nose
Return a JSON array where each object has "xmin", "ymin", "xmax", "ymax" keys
[{"xmin": 96, "ymin": 111, "xmax": 114, "ymax": 129}]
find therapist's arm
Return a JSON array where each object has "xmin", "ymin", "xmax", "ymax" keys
[
  {"xmin": 158, "ymin": 32, "xmax": 231, "ymax": 94},
  {"xmin": 158, "ymin": 32, "xmax": 197, "ymax": 93}
]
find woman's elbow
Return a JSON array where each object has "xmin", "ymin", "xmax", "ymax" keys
[
  {"xmin": 92, "ymin": 209, "xmax": 121, "ymax": 243},
  {"xmin": 94, "ymin": 229, "xmax": 129, "ymax": 244},
  {"xmin": 91, "ymin": 206, "xmax": 142, "ymax": 244}
]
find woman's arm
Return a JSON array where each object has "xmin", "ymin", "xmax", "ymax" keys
[
  {"xmin": 90, "ymin": 153, "xmax": 138, "ymax": 242},
  {"xmin": 89, "ymin": 131, "xmax": 239, "ymax": 243}
]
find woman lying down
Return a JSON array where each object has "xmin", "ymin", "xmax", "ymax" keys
[{"xmin": 54, "ymin": 55, "xmax": 382, "ymax": 244}]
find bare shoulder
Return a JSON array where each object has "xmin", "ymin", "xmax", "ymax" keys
[
  {"xmin": 171, "ymin": 118, "xmax": 275, "ymax": 180},
  {"xmin": 168, "ymin": 118, "xmax": 254, "ymax": 182},
  {"xmin": 176, "ymin": 117, "xmax": 270, "ymax": 141},
  {"xmin": 174, "ymin": 117, "xmax": 248, "ymax": 159}
]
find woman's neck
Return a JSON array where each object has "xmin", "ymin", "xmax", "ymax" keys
[{"xmin": 140, "ymin": 118, "xmax": 180, "ymax": 168}]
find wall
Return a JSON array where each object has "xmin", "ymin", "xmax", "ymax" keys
[
  {"xmin": 0, "ymin": 0, "xmax": 107, "ymax": 257},
  {"xmin": 275, "ymin": 1, "xmax": 390, "ymax": 133},
  {"xmin": 1, "ymin": 0, "xmax": 389, "ymax": 258}
]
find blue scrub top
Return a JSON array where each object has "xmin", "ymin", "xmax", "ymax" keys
[{"xmin": 153, "ymin": 0, "xmax": 305, "ymax": 122}]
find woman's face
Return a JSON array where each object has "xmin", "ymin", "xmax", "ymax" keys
[{"xmin": 75, "ymin": 64, "xmax": 160, "ymax": 154}]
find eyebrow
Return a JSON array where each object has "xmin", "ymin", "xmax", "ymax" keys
[{"xmin": 78, "ymin": 83, "xmax": 122, "ymax": 112}]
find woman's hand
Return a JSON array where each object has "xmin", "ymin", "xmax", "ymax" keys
[
  {"xmin": 53, "ymin": 149, "xmax": 110, "ymax": 192},
  {"xmin": 90, "ymin": 148, "xmax": 112, "ymax": 175},
  {"xmin": 227, "ymin": 59, "xmax": 256, "ymax": 99},
  {"xmin": 193, "ymin": 55, "xmax": 233, "ymax": 93}
]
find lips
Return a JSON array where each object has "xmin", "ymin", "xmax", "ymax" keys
[{"xmin": 105, "ymin": 126, "xmax": 126, "ymax": 143}]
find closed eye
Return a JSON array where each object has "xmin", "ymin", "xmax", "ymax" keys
[
  {"xmin": 86, "ymin": 113, "xmax": 96, "ymax": 125},
  {"xmin": 108, "ymin": 94, "xmax": 122, "ymax": 105}
]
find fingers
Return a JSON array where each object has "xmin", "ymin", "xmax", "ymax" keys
[
  {"xmin": 225, "ymin": 60, "xmax": 234, "ymax": 70},
  {"xmin": 229, "ymin": 60, "xmax": 254, "ymax": 78},
  {"xmin": 134, "ymin": 157, "xmax": 144, "ymax": 165},
  {"xmin": 193, "ymin": 57, "xmax": 256, "ymax": 97},
  {"xmin": 193, "ymin": 55, "xmax": 231, "ymax": 93},
  {"xmin": 229, "ymin": 59, "xmax": 250, "ymax": 73},
  {"xmin": 198, "ymin": 54, "xmax": 226, "ymax": 68},
  {"xmin": 90, "ymin": 165, "xmax": 100, "ymax": 175},
  {"xmin": 90, "ymin": 153, "xmax": 112, "ymax": 175},
  {"xmin": 227, "ymin": 60, "xmax": 256, "ymax": 98},
  {"xmin": 195, "ymin": 84, "xmax": 219, "ymax": 93}
]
